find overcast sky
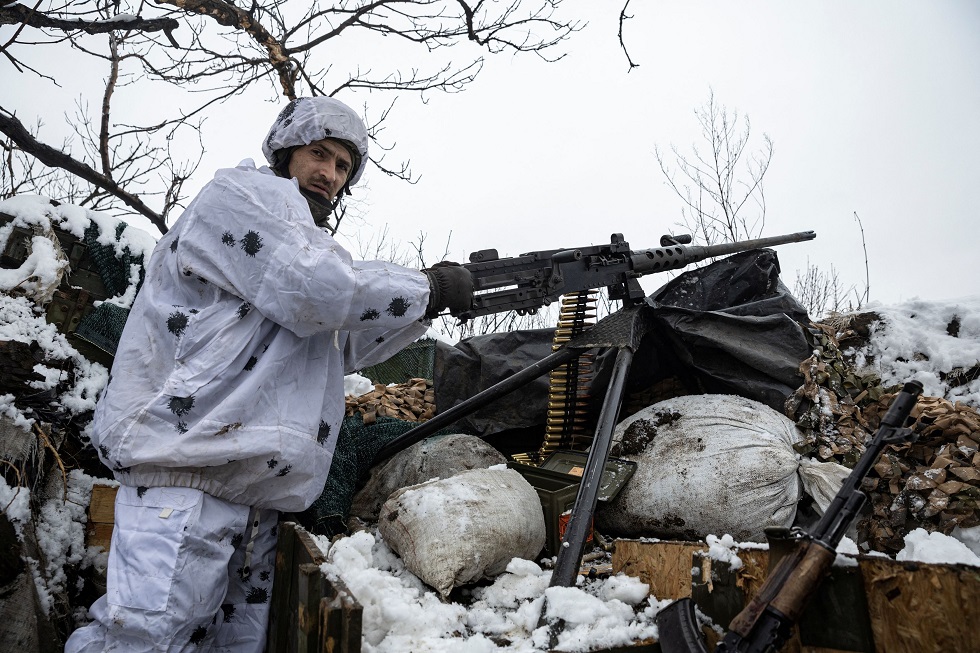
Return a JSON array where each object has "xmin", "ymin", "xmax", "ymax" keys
[
  {"xmin": 345, "ymin": 0, "xmax": 979, "ymax": 308},
  {"xmin": 7, "ymin": 1, "xmax": 980, "ymax": 308}
]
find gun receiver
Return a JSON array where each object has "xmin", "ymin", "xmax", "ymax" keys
[
  {"xmin": 458, "ymin": 231, "xmax": 816, "ymax": 321},
  {"xmin": 656, "ymin": 380, "xmax": 924, "ymax": 653}
]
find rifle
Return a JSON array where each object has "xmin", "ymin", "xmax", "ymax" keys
[
  {"xmin": 452, "ymin": 230, "xmax": 817, "ymax": 321},
  {"xmin": 655, "ymin": 380, "xmax": 924, "ymax": 653}
]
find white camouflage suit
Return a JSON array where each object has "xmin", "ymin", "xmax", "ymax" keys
[{"xmin": 67, "ymin": 98, "xmax": 430, "ymax": 652}]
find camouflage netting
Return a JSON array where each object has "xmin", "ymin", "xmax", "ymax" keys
[
  {"xmin": 75, "ymin": 303, "xmax": 133, "ymax": 359},
  {"xmin": 359, "ymin": 338, "xmax": 436, "ymax": 385},
  {"xmin": 785, "ymin": 320, "xmax": 980, "ymax": 553}
]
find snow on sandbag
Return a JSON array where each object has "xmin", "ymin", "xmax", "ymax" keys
[
  {"xmin": 378, "ymin": 467, "xmax": 546, "ymax": 598},
  {"xmin": 351, "ymin": 433, "xmax": 506, "ymax": 521},
  {"xmin": 596, "ymin": 394, "xmax": 849, "ymax": 542}
]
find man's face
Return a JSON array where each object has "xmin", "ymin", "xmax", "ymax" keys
[{"xmin": 287, "ymin": 138, "xmax": 354, "ymax": 201}]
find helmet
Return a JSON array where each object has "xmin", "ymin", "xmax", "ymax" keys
[{"xmin": 261, "ymin": 96, "xmax": 369, "ymax": 187}]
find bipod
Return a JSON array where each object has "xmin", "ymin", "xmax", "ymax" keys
[{"xmin": 370, "ymin": 304, "xmax": 653, "ymax": 645}]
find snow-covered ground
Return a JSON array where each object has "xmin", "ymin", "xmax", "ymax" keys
[
  {"xmin": 853, "ymin": 295, "xmax": 980, "ymax": 408},
  {"xmin": 1, "ymin": 195, "xmax": 979, "ymax": 650}
]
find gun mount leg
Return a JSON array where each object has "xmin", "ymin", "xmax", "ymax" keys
[
  {"xmin": 548, "ymin": 345, "xmax": 634, "ymax": 589},
  {"xmin": 371, "ymin": 345, "xmax": 586, "ymax": 465}
]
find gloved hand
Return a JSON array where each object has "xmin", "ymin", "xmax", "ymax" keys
[{"xmin": 423, "ymin": 261, "xmax": 473, "ymax": 319}]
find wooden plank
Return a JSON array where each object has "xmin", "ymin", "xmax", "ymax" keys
[
  {"xmin": 269, "ymin": 521, "xmax": 298, "ymax": 653},
  {"xmin": 270, "ymin": 522, "xmax": 363, "ymax": 653},
  {"xmin": 333, "ymin": 576, "xmax": 363, "ymax": 653},
  {"xmin": 612, "ymin": 540, "xmax": 707, "ymax": 599},
  {"xmin": 860, "ymin": 557, "xmax": 980, "ymax": 653},
  {"xmin": 85, "ymin": 522, "xmax": 114, "ymax": 551},
  {"xmin": 85, "ymin": 484, "xmax": 118, "ymax": 551},
  {"xmin": 319, "ymin": 593, "xmax": 343, "ymax": 653},
  {"xmin": 88, "ymin": 484, "xmax": 118, "ymax": 523},
  {"xmin": 297, "ymin": 563, "xmax": 322, "ymax": 653},
  {"xmin": 294, "ymin": 526, "xmax": 327, "ymax": 565}
]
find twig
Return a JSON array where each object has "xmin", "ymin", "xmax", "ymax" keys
[
  {"xmin": 33, "ymin": 422, "xmax": 68, "ymax": 502},
  {"xmin": 852, "ymin": 211, "xmax": 870, "ymax": 307},
  {"xmin": 1, "ymin": 460, "xmax": 23, "ymax": 512}
]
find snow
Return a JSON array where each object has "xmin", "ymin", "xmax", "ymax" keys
[
  {"xmin": 897, "ymin": 528, "xmax": 980, "ymax": 567},
  {"xmin": 0, "ymin": 293, "xmax": 109, "ymax": 425},
  {"xmin": 852, "ymin": 296, "xmax": 980, "ymax": 408},
  {"xmin": 0, "ymin": 470, "xmax": 110, "ymax": 615},
  {"xmin": 345, "ymin": 372, "xmax": 375, "ymax": 397},
  {"xmin": 307, "ymin": 524, "xmax": 980, "ymax": 652},
  {"xmin": 0, "ymin": 195, "xmax": 156, "ymax": 308},
  {"xmin": 315, "ymin": 530, "xmax": 663, "ymax": 653}
]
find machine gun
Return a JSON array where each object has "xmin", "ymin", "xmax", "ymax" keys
[
  {"xmin": 453, "ymin": 230, "xmax": 817, "ymax": 321},
  {"xmin": 655, "ymin": 380, "xmax": 924, "ymax": 653}
]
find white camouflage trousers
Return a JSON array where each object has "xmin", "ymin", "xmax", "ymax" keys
[{"xmin": 65, "ymin": 485, "xmax": 279, "ymax": 653}]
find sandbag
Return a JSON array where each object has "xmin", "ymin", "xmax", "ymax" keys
[
  {"xmin": 597, "ymin": 394, "xmax": 835, "ymax": 542},
  {"xmin": 350, "ymin": 433, "xmax": 507, "ymax": 521},
  {"xmin": 378, "ymin": 467, "xmax": 546, "ymax": 598}
]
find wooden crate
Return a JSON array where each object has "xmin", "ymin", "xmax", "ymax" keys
[
  {"xmin": 612, "ymin": 539, "xmax": 980, "ymax": 653},
  {"xmin": 268, "ymin": 522, "xmax": 362, "ymax": 653},
  {"xmin": 85, "ymin": 483, "xmax": 118, "ymax": 551}
]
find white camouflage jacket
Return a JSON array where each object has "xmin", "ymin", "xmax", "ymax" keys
[{"xmin": 91, "ymin": 161, "xmax": 430, "ymax": 511}]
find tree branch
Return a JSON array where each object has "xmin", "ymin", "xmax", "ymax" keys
[
  {"xmin": 618, "ymin": 0, "xmax": 638, "ymax": 72},
  {"xmin": 0, "ymin": 4, "xmax": 180, "ymax": 37},
  {"xmin": 154, "ymin": 0, "xmax": 296, "ymax": 98},
  {"xmin": 0, "ymin": 107, "xmax": 168, "ymax": 233}
]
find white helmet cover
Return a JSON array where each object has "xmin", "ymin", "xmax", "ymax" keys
[{"xmin": 261, "ymin": 96, "xmax": 370, "ymax": 186}]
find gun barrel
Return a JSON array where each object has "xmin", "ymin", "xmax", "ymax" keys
[
  {"xmin": 631, "ymin": 230, "xmax": 816, "ymax": 276},
  {"xmin": 699, "ymin": 230, "xmax": 817, "ymax": 258}
]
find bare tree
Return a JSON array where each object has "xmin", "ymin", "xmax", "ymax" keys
[
  {"xmin": 793, "ymin": 212, "xmax": 871, "ymax": 319},
  {"xmin": 656, "ymin": 92, "xmax": 876, "ymax": 319},
  {"xmin": 657, "ymin": 89, "xmax": 771, "ymax": 244},
  {"xmin": 1, "ymin": 0, "xmax": 582, "ymax": 233},
  {"xmin": 793, "ymin": 261, "xmax": 856, "ymax": 319}
]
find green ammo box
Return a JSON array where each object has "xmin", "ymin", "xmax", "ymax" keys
[
  {"xmin": 509, "ymin": 451, "xmax": 638, "ymax": 558},
  {"xmin": 507, "ymin": 461, "xmax": 581, "ymax": 558}
]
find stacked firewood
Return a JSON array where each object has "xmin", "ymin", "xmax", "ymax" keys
[
  {"xmin": 861, "ymin": 395, "xmax": 980, "ymax": 552},
  {"xmin": 344, "ymin": 378, "xmax": 435, "ymax": 424},
  {"xmin": 785, "ymin": 320, "xmax": 980, "ymax": 553}
]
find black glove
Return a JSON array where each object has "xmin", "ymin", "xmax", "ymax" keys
[{"xmin": 423, "ymin": 261, "xmax": 473, "ymax": 319}]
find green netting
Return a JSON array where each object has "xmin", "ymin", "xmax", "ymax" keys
[
  {"xmin": 82, "ymin": 221, "xmax": 145, "ymax": 299},
  {"xmin": 360, "ymin": 337, "xmax": 437, "ymax": 384},
  {"xmin": 298, "ymin": 415, "xmax": 457, "ymax": 537},
  {"xmin": 63, "ymin": 221, "xmax": 146, "ymax": 363},
  {"xmin": 75, "ymin": 303, "xmax": 131, "ymax": 355}
]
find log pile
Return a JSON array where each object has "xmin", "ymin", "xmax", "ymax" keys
[{"xmin": 344, "ymin": 378, "xmax": 435, "ymax": 424}]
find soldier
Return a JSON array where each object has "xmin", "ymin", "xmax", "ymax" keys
[{"xmin": 66, "ymin": 96, "xmax": 472, "ymax": 653}]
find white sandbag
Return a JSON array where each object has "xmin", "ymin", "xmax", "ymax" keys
[
  {"xmin": 351, "ymin": 433, "xmax": 506, "ymax": 521},
  {"xmin": 798, "ymin": 457, "xmax": 852, "ymax": 515},
  {"xmin": 596, "ymin": 394, "xmax": 806, "ymax": 542},
  {"xmin": 378, "ymin": 467, "xmax": 546, "ymax": 598}
]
